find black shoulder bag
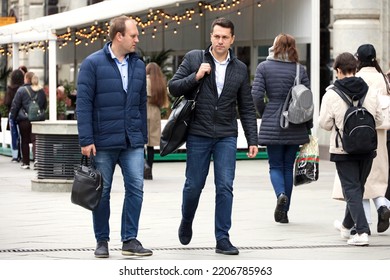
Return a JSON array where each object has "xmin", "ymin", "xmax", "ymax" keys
[{"xmin": 160, "ymin": 51, "xmax": 205, "ymax": 156}]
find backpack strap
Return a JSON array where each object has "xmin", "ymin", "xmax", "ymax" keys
[
  {"xmin": 331, "ymin": 85, "xmax": 349, "ymax": 149},
  {"xmin": 280, "ymin": 88, "xmax": 292, "ymax": 129},
  {"xmin": 332, "ymin": 85, "xmax": 367, "ymax": 107},
  {"xmin": 331, "ymin": 85, "xmax": 353, "ymax": 107},
  {"xmin": 24, "ymin": 86, "xmax": 37, "ymax": 101},
  {"xmin": 295, "ymin": 63, "xmax": 300, "ymax": 86}
]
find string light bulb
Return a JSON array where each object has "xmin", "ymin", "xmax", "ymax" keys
[{"xmin": 4, "ymin": 0, "xmax": 247, "ymax": 54}]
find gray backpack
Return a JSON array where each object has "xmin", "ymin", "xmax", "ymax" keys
[{"xmin": 280, "ymin": 63, "xmax": 314, "ymax": 129}]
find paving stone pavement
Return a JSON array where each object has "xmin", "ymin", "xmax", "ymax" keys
[{"xmin": 1, "ymin": 154, "xmax": 389, "ymax": 262}]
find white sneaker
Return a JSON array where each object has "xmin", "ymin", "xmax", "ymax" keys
[
  {"xmin": 20, "ymin": 163, "xmax": 30, "ymax": 170},
  {"xmin": 347, "ymin": 233, "xmax": 369, "ymax": 246},
  {"xmin": 334, "ymin": 220, "xmax": 351, "ymax": 239}
]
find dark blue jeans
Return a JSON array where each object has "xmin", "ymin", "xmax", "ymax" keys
[
  {"xmin": 93, "ymin": 147, "xmax": 144, "ymax": 242},
  {"xmin": 182, "ymin": 134, "xmax": 237, "ymax": 241},
  {"xmin": 8, "ymin": 114, "xmax": 20, "ymax": 159},
  {"xmin": 336, "ymin": 159, "xmax": 372, "ymax": 234},
  {"xmin": 266, "ymin": 144, "xmax": 299, "ymax": 211}
]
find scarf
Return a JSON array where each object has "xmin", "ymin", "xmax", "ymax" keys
[{"xmin": 266, "ymin": 46, "xmax": 291, "ymax": 62}]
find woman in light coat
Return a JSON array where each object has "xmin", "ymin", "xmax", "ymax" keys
[
  {"xmin": 332, "ymin": 44, "xmax": 390, "ymax": 233},
  {"xmin": 319, "ymin": 52, "xmax": 383, "ymax": 246},
  {"xmin": 144, "ymin": 62, "xmax": 168, "ymax": 180}
]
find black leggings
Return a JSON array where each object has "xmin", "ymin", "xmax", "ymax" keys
[
  {"xmin": 18, "ymin": 120, "xmax": 35, "ymax": 165},
  {"xmin": 145, "ymin": 146, "xmax": 155, "ymax": 168},
  {"xmin": 386, "ymin": 131, "xmax": 390, "ymax": 200}
]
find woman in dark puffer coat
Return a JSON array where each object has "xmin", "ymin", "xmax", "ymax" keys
[{"xmin": 251, "ymin": 33, "xmax": 312, "ymax": 224}]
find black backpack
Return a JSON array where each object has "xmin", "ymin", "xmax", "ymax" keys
[
  {"xmin": 332, "ymin": 86, "xmax": 377, "ymax": 154},
  {"xmin": 25, "ymin": 86, "xmax": 45, "ymax": 122}
]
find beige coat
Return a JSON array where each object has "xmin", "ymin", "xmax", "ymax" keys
[
  {"xmin": 146, "ymin": 77, "xmax": 162, "ymax": 147},
  {"xmin": 329, "ymin": 67, "xmax": 389, "ymax": 200}
]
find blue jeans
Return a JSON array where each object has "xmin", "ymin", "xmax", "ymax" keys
[
  {"xmin": 182, "ymin": 134, "xmax": 237, "ymax": 241},
  {"xmin": 8, "ymin": 114, "xmax": 20, "ymax": 159},
  {"xmin": 267, "ymin": 144, "xmax": 299, "ymax": 211},
  {"xmin": 93, "ymin": 147, "xmax": 144, "ymax": 242}
]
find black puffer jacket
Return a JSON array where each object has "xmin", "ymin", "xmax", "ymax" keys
[
  {"xmin": 168, "ymin": 47, "xmax": 258, "ymax": 146},
  {"xmin": 251, "ymin": 59, "xmax": 311, "ymax": 146},
  {"xmin": 10, "ymin": 85, "xmax": 47, "ymax": 122}
]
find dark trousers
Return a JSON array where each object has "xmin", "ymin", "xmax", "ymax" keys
[
  {"xmin": 18, "ymin": 120, "xmax": 35, "ymax": 165},
  {"xmin": 335, "ymin": 159, "xmax": 373, "ymax": 234},
  {"xmin": 386, "ymin": 131, "xmax": 390, "ymax": 200},
  {"xmin": 145, "ymin": 146, "xmax": 155, "ymax": 168}
]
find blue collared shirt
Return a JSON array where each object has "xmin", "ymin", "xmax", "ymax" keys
[{"xmin": 108, "ymin": 44, "xmax": 129, "ymax": 92}]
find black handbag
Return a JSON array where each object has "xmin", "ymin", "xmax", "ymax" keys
[
  {"xmin": 159, "ymin": 95, "xmax": 197, "ymax": 156},
  {"xmin": 160, "ymin": 51, "xmax": 205, "ymax": 157},
  {"xmin": 71, "ymin": 155, "xmax": 103, "ymax": 211}
]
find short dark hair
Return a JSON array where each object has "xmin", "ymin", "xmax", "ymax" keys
[
  {"xmin": 210, "ymin": 18, "xmax": 234, "ymax": 36},
  {"xmin": 333, "ymin": 52, "xmax": 357, "ymax": 75}
]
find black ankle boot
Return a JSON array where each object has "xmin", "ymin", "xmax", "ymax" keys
[
  {"xmin": 144, "ymin": 162, "xmax": 153, "ymax": 180},
  {"xmin": 377, "ymin": 206, "xmax": 390, "ymax": 233}
]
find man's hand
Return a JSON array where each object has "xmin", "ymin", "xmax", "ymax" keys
[
  {"xmin": 81, "ymin": 144, "xmax": 96, "ymax": 157},
  {"xmin": 195, "ymin": 63, "xmax": 211, "ymax": 81},
  {"xmin": 247, "ymin": 145, "xmax": 258, "ymax": 158}
]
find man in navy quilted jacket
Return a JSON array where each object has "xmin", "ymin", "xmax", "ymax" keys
[
  {"xmin": 76, "ymin": 16, "xmax": 152, "ymax": 258},
  {"xmin": 169, "ymin": 18, "xmax": 258, "ymax": 255}
]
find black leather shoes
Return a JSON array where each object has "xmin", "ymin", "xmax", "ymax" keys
[
  {"xmin": 122, "ymin": 239, "xmax": 153, "ymax": 256},
  {"xmin": 279, "ymin": 211, "xmax": 289, "ymax": 223},
  {"xmin": 274, "ymin": 194, "xmax": 288, "ymax": 222},
  {"xmin": 216, "ymin": 238, "xmax": 239, "ymax": 255},
  {"xmin": 94, "ymin": 241, "xmax": 109, "ymax": 258},
  {"xmin": 178, "ymin": 220, "xmax": 193, "ymax": 245},
  {"xmin": 377, "ymin": 206, "xmax": 390, "ymax": 233}
]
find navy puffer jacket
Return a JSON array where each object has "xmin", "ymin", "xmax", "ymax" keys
[
  {"xmin": 76, "ymin": 42, "xmax": 147, "ymax": 149},
  {"xmin": 168, "ymin": 47, "xmax": 258, "ymax": 146},
  {"xmin": 251, "ymin": 59, "xmax": 311, "ymax": 146}
]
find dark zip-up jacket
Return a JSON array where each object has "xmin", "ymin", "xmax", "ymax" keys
[
  {"xmin": 10, "ymin": 85, "xmax": 47, "ymax": 122},
  {"xmin": 251, "ymin": 59, "xmax": 311, "ymax": 145},
  {"xmin": 76, "ymin": 42, "xmax": 147, "ymax": 149},
  {"xmin": 168, "ymin": 47, "xmax": 258, "ymax": 146}
]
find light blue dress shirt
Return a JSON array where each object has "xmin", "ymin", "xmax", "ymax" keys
[{"xmin": 109, "ymin": 43, "xmax": 129, "ymax": 92}]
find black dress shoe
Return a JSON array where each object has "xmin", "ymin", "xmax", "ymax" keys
[
  {"xmin": 94, "ymin": 241, "xmax": 109, "ymax": 258},
  {"xmin": 178, "ymin": 220, "xmax": 193, "ymax": 245},
  {"xmin": 122, "ymin": 239, "xmax": 153, "ymax": 256},
  {"xmin": 377, "ymin": 206, "xmax": 390, "ymax": 233},
  {"xmin": 274, "ymin": 194, "xmax": 288, "ymax": 222},
  {"xmin": 216, "ymin": 238, "xmax": 239, "ymax": 255},
  {"xmin": 279, "ymin": 211, "xmax": 289, "ymax": 223}
]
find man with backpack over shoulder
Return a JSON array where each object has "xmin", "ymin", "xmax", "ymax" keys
[
  {"xmin": 319, "ymin": 52, "xmax": 383, "ymax": 246},
  {"xmin": 10, "ymin": 72, "xmax": 47, "ymax": 169}
]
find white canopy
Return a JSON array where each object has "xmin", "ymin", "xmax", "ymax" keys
[
  {"xmin": 0, "ymin": 0, "xmax": 190, "ymax": 43},
  {"xmin": 0, "ymin": 0, "xmax": 191, "ymax": 121}
]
